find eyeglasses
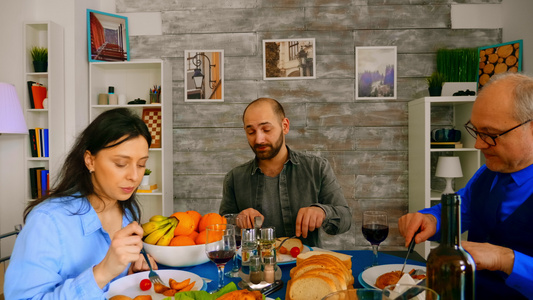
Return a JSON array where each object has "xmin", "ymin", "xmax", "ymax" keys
[{"xmin": 464, "ymin": 119, "xmax": 532, "ymax": 146}]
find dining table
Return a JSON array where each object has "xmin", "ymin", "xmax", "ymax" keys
[{"xmin": 160, "ymin": 249, "xmax": 426, "ymax": 299}]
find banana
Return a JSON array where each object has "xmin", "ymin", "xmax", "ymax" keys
[
  {"xmin": 156, "ymin": 223, "xmax": 177, "ymax": 246},
  {"xmin": 149, "ymin": 215, "xmax": 169, "ymax": 222},
  {"xmin": 142, "ymin": 218, "xmax": 171, "ymax": 237},
  {"xmin": 144, "ymin": 222, "xmax": 173, "ymax": 245}
]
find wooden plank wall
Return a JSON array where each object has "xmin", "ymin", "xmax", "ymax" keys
[{"xmin": 117, "ymin": 0, "xmax": 501, "ymax": 250}]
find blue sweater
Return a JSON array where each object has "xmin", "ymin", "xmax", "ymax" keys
[{"xmin": 422, "ymin": 164, "xmax": 533, "ymax": 299}]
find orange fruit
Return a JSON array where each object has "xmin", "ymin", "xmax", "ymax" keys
[
  {"xmin": 169, "ymin": 235, "xmax": 196, "ymax": 246},
  {"xmin": 187, "ymin": 230, "xmax": 199, "ymax": 241},
  {"xmin": 186, "ymin": 210, "xmax": 202, "ymax": 231},
  {"xmin": 195, "ymin": 229, "xmax": 221, "ymax": 244},
  {"xmin": 171, "ymin": 212, "xmax": 196, "ymax": 236},
  {"xmin": 198, "ymin": 212, "xmax": 226, "ymax": 232}
]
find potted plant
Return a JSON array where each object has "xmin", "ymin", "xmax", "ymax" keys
[
  {"xmin": 427, "ymin": 72, "xmax": 446, "ymax": 96},
  {"xmin": 30, "ymin": 46, "xmax": 48, "ymax": 72},
  {"xmin": 141, "ymin": 168, "xmax": 151, "ymax": 186}
]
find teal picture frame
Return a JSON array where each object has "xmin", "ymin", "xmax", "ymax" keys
[
  {"xmin": 87, "ymin": 9, "xmax": 130, "ymax": 62},
  {"xmin": 477, "ymin": 39, "xmax": 522, "ymax": 90}
]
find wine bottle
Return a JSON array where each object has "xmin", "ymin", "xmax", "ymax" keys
[{"xmin": 426, "ymin": 193, "xmax": 475, "ymax": 299}]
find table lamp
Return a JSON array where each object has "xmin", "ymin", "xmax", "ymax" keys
[
  {"xmin": 0, "ymin": 83, "xmax": 28, "ymax": 135},
  {"xmin": 435, "ymin": 156, "xmax": 463, "ymax": 194}
]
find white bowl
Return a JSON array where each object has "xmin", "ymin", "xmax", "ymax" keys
[{"xmin": 143, "ymin": 242, "xmax": 209, "ymax": 267}]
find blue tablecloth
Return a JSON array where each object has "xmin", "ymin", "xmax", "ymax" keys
[{"xmin": 162, "ymin": 250, "xmax": 426, "ymax": 299}]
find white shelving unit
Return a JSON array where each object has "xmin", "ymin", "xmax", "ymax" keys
[
  {"xmin": 89, "ymin": 60, "xmax": 172, "ymax": 222},
  {"xmin": 408, "ymin": 96, "xmax": 484, "ymax": 258},
  {"xmin": 23, "ymin": 21, "xmax": 65, "ymax": 200}
]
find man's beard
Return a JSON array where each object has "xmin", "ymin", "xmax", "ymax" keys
[{"xmin": 251, "ymin": 132, "xmax": 284, "ymax": 160}]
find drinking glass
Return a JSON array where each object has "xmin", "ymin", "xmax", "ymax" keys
[
  {"xmin": 382, "ymin": 284, "xmax": 440, "ymax": 300},
  {"xmin": 321, "ymin": 289, "xmax": 382, "ymax": 300},
  {"xmin": 205, "ymin": 224, "xmax": 236, "ymax": 292},
  {"xmin": 223, "ymin": 213, "xmax": 243, "ymax": 278},
  {"xmin": 362, "ymin": 211, "xmax": 389, "ymax": 267}
]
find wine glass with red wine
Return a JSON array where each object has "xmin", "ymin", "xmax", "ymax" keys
[
  {"xmin": 205, "ymin": 224, "xmax": 236, "ymax": 291},
  {"xmin": 362, "ymin": 211, "xmax": 389, "ymax": 267},
  {"xmin": 223, "ymin": 213, "xmax": 243, "ymax": 278}
]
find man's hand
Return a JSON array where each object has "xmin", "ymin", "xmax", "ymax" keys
[
  {"xmin": 295, "ymin": 206, "xmax": 325, "ymax": 238},
  {"xmin": 462, "ymin": 241, "xmax": 515, "ymax": 275},
  {"xmin": 398, "ymin": 212, "xmax": 437, "ymax": 247},
  {"xmin": 238, "ymin": 208, "xmax": 264, "ymax": 229}
]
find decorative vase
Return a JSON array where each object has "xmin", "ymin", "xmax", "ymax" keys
[
  {"xmin": 141, "ymin": 175, "xmax": 150, "ymax": 186},
  {"xmin": 33, "ymin": 61, "xmax": 48, "ymax": 72},
  {"xmin": 428, "ymin": 87, "xmax": 442, "ymax": 97}
]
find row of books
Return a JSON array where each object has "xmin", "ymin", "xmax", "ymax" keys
[
  {"xmin": 29, "ymin": 128, "xmax": 49, "ymax": 157},
  {"xmin": 27, "ymin": 81, "xmax": 47, "ymax": 109},
  {"xmin": 29, "ymin": 167, "xmax": 49, "ymax": 199}
]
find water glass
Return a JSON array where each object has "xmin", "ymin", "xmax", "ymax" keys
[
  {"xmin": 321, "ymin": 288, "xmax": 382, "ymax": 300},
  {"xmin": 382, "ymin": 284, "xmax": 440, "ymax": 300}
]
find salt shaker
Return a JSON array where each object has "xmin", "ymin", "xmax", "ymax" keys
[
  {"xmin": 263, "ymin": 255, "xmax": 276, "ymax": 283},
  {"xmin": 249, "ymin": 255, "xmax": 262, "ymax": 284}
]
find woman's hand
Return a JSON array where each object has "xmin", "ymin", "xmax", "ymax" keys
[
  {"xmin": 128, "ymin": 252, "xmax": 158, "ymax": 274},
  {"xmin": 93, "ymin": 222, "xmax": 143, "ymax": 288}
]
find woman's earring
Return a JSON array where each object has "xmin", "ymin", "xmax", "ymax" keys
[{"xmin": 89, "ymin": 170, "xmax": 94, "ymax": 174}]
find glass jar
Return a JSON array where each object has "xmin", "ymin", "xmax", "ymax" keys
[
  {"xmin": 262, "ymin": 255, "xmax": 276, "ymax": 283},
  {"xmin": 249, "ymin": 255, "xmax": 262, "ymax": 284},
  {"xmin": 241, "ymin": 228, "xmax": 257, "ymax": 266}
]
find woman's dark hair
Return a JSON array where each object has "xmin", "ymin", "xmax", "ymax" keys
[{"xmin": 24, "ymin": 108, "xmax": 152, "ymax": 222}]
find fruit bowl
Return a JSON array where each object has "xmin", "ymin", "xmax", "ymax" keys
[{"xmin": 143, "ymin": 242, "xmax": 209, "ymax": 267}]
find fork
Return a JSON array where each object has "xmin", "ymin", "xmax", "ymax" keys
[{"xmin": 141, "ymin": 248, "xmax": 164, "ymax": 285}]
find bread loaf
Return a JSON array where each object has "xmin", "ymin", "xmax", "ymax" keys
[
  {"xmin": 286, "ymin": 252, "xmax": 354, "ymax": 300},
  {"xmin": 296, "ymin": 250, "xmax": 352, "ymax": 269},
  {"xmin": 287, "ymin": 274, "xmax": 337, "ymax": 300}
]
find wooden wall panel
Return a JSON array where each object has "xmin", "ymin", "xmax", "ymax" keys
[{"xmin": 116, "ymin": 0, "xmax": 501, "ymax": 250}]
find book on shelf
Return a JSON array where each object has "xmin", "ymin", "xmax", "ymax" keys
[
  {"xmin": 28, "ymin": 129, "xmax": 38, "ymax": 157},
  {"xmin": 43, "ymin": 128, "xmax": 49, "ymax": 157},
  {"xmin": 41, "ymin": 169, "xmax": 50, "ymax": 197},
  {"xmin": 137, "ymin": 184, "xmax": 158, "ymax": 193},
  {"xmin": 35, "ymin": 127, "xmax": 42, "ymax": 157},
  {"xmin": 29, "ymin": 167, "xmax": 45, "ymax": 199},
  {"xmin": 430, "ymin": 142, "xmax": 463, "ymax": 149},
  {"xmin": 31, "ymin": 83, "xmax": 47, "ymax": 109},
  {"xmin": 27, "ymin": 81, "xmax": 36, "ymax": 109}
]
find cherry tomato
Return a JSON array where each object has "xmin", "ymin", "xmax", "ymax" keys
[
  {"xmin": 140, "ymin": 278, "xmax": 152, "ymax": 291},
  {"xmin": 290, "ymin": 247, "xmax": 301, "ymax": 258}
]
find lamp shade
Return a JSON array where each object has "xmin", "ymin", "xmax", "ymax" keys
[
  {"xmin": 0, "ymin": 83, "xmax": 28, "ymax": 134},
  {"xmin": 435, "ymin": 156, "xmax": 463, "ymax": 178}
]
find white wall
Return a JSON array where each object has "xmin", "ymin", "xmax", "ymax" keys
[{"xmin": 502, "ymin": 0, "xmax": 533, "ymax": 74}]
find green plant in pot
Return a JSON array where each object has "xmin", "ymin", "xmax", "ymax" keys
[
  {"xmin": 141, "ymin": 168, "xmax": 152, "ymax": 186},
  {"xmin": 427, "ymin": 72, "xmax": 446, "ymax": 96},
  {"xmin": 30, "ymin": 46, "xmax": 48, "ymax": 72}
]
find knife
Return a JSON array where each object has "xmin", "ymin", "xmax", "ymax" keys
[{"xmin": 400, "ymin": 228, "xmax": 421, "ymax": 275}]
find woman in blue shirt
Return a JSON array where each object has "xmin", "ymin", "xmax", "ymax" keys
[{"xmin": 5, "ymin": 108, "xmax": 156, "ymax": 299}]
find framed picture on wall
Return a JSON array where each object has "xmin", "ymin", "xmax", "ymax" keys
[
  {"xmin": 477, "ymin": 39, "xmax": 522, "ymax": 90},
  {"xmin": 263, "ymin": 38, "xmax": 316, "ymax": 80},
  {"xmin": 87, "ymin": 9, "xmax": 130, "ymax": 62},
  {"xmin": 355, "ymin": 46, "xmax": 397, "ymax": 100},
  {"xmin": 184, "ymin": 50, "xmax": 224, "ymax": 102}
]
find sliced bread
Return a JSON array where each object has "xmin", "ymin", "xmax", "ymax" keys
[
  {"xmin": 292, "ymin": 254, "xmax": 354, "ymax": 285},
  {"xmin": 296, "ymin": 250, "xmax": 352, "ymax": 269},
  {"xmin": 287, "ymin": 274, "xmax": 337, "ymax": 300}
]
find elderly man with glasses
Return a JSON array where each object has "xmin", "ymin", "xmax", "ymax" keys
[{"xmin": 399, "ymin": 73, "xmax": 533, "ymax": 299}]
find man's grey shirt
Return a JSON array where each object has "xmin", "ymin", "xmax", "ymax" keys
[{"xmin": 220, "ymin": 146, "xmax": 352, "ymax": 247}]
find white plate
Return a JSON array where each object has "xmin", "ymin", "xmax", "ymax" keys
[
  {"xmin": 238, "ymin": 245, "xmax": 312, "ymax": 265},
  {"xmin": 105, "ymin": 269, "xmax": 206, "ymax": 300},
  {"xmin": 359, "ymin": 264, "xmax": 426, "ymax": 290}
]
